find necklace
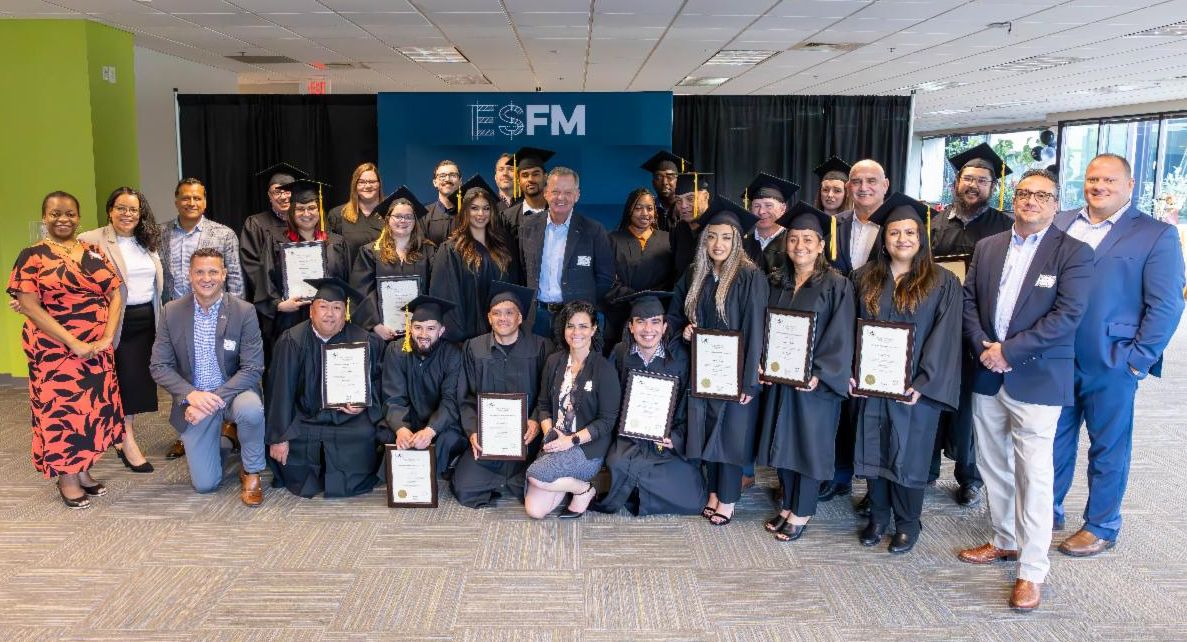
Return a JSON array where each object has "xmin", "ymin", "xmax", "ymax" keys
[{"xmin": 45, "ymin": 238, "xmax": 79, "ymax": 253}]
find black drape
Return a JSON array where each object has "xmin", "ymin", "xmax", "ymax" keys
[
  {"xmin": 673, "ymin": 95, "xmax": 912, "ymax": 206},
  {"xmin": 178, "ymin": 94, "xmax": 377, "ymax": 234}
]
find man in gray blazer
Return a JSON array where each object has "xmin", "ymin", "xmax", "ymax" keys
[{"xmin": 150, "ymin": 247, "xmax": 267, "ymax": 505}]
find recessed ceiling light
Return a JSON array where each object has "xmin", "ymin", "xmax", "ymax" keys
[
  {"xmin": 985, "ymin": 56, "xmax": 1082, "ymax": 73},
  {"xmin": 910, "ymin": 80, "xmax": 971, "ymax": 92},
  {"xmin": 704, "ymin": 50, "xmax": 778, "ymax": 65},
  {"xmin": 677, "ymin": 76, "xmax": 731, "ymax": 87},
  {"xmin": 438, "ymin": 73, "xmax": 491, "ymax": 85},
  {"xmin": 1072, "ymin": 82, "xmax": 1158, "ymax": 94},
  {"xmin": 924, "ymin": 109, "xmax": 971, "ymax": 115},
  {"xmin": 791, "ymin": 41, "xmax": 862, "ymax": 53},
  {"xmin": 1125, "ymin": 21, "xmax": 1187, "ymax": 38},
  {"xmin": 396, "ymin": 46, "xmax": 468, "ymax": 63}
]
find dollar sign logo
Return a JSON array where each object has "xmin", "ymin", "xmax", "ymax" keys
[{"xmin": 499, "ymin": 103, "xmax": 524, "ymax": 138}]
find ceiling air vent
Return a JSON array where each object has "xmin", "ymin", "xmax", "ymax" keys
[
  {"xmin": 226, "ymin": 55, "xmax": 299, "ymax": 64},
  {"xmin": 791, "ymin": 42, "xmax": 862, "ymax": 53}
]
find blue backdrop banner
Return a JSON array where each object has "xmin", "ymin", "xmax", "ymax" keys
[{"xmin": 377, "ymin": 91, "xmax": 672, "ymax": 229}]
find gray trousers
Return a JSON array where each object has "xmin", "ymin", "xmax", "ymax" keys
[{"xmin": 178, "ymin": 391, "xmax": 265, "ymax": 493}]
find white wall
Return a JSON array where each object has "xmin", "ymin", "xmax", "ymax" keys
[{"xmin": 134, "ymin": 46, "xmax": 238, "ymax": 223}]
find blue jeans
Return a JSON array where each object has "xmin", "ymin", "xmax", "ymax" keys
[{"xmin": 178, "ymin": 391, "xmax": 266, "ymax": 493}]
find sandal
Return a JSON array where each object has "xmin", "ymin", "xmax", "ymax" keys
[
  {"xmin": 57, "ymin": 485, "xmax": 91, "ymax": 510},
  {"xmin": 701, "ymin": 505, "xmax": 717, "ymax": 519},
  {"xmin": 560, "ymin": 483, "xmax": 594, "ymax": 520},
  {"xmin": 80, "ymin": 482, "xmax": 107, "ymax": 497},
  {"xmin": 774, "ymin": 521, "xmax": 807, "ymax": 542},
  {"xmin": 765, "ymin": 514, "xmax": 788, "ymax": 533},
  {"xmin": 708, "ymin": 512, "xmax": 732, "ymax": 526}
]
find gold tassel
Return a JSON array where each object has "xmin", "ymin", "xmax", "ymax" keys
[
  {"xmin": 693, "ymin": 172, "xmax": 700, "ymax": 221},
  {"xmin": 998, "ymin": 160, "xmax": 1006, "ymax": 210},
  {"xmin": 512, "ymin": 155, "xmax": 519, "ymax": 199},
  {"xmin": 456, "ymin": 188, "xmax": 462, "ymax": 212},
  {"xmin": 829, "ymin": 214, "xmax": 837, "ymax": 261},
  {"xmin": 373, "ymin": 226, "xmax": 386, "ymax": 252},
  {"xmin": 926, "ymin": 206, "xmax": 932, "ymax": 245},
  {"xmin": 318, "ymin": 183, "xmax": 326, "ymax": 233},
  {"xmin": 680, "ymin": 158, "xmax": 685, "ymax": 173},
  {"xmin": 401, "ymin": 304, "xmax": 412, "ymax": 352},
  {"xmin": 743, "ymin": 187, "xmax": 749, "ymax": 210}
]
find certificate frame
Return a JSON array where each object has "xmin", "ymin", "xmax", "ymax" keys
[
  {"xmin": 320, "ymin": 341, "xmax": 372, "ymax": 410},
  {"xmin": 476, "ymin": 392, "xmax": 527, "ymax": 461},
  {"xmin": 617, "ymin": 369, "xmax": 680, "ymax": 443},
  {"xmin": 384, "ymin": 444, "xmax": 438, "ymax": 508},
  {"xmin": 934, "ymin": 253, "xmax": 971, "ymax": 284},
  {"xmin": 761, "ymin": 307, "xmax": 816, "ymax": 388},
  {"xmin": 377, "ymin": 275, "xmax": 421, "ymax": 330},
  {"xmin": 690, "ymin": 328, "xmax": 744, "ymax": 401},
  {"xmin": 852, "ymin": 319, "xmax": 915, "ymax": 402},
  {"xmin": 279, "ymin": 240, "xmax": 327, "ymax": 301}
]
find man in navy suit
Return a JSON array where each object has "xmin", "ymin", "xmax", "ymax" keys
[
  {"xmin": 957, "ymin": 169, "xmax": 1093, "ymax": 612},
  {"xmin": 519, "ymin": 166, "xmax": 615, "ymax": 339},
  {"xmin": 1052, "ymin": 153, "xmax": 1186, "ymax": 556}
]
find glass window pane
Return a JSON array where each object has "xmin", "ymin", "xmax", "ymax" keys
[
  {"xmin": 919, "ymin": 137, "xmax": 947, "ymax": 203},
  {"xmin": 1059, "ymin": 123, "xmax": 1099, "ymax": 210},
  {"xmin": 1156, "ymin": 117, "xmax": 1187, "ymax": 225},
  {"xmin": 987, "ymin": 130, "xmax": 1049, "ymax": 212}
]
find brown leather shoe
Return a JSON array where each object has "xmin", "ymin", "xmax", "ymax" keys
[
  {"xmin": 165, "ymin": 439, "xmax": 185, "ymax": 460},
  {"xmin": 741, "ymin": 475, "xmax": 755, "ymax": 491},
  {"xmin": 958, "ymin": 542, "xmax": 1020, "ymax": 565},
  {"xmin": 239, "ymin": 470, "xmax": 263, "ymax": 507},
  {"xmin": 1058, "ymin": 528, "xmax": 1116, "ymax": 557},
  {"xmin": 1009, "ymin": 579, "xmax": 1041, "ymax": 612},
  {"xmin": 221, "ymin": 421, "xmax": 240, "ymax": 452}
]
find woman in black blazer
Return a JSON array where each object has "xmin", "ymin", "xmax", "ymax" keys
[{"xmin": 524, "ymin": 300, "xmax": 622, "ymax": 519}]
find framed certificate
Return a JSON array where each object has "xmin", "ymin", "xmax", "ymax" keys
[
  {"xmin": 321, "ymin": 341, "xmax": 371, "ymax": 409},
  {"xmin": 378, "ymin": 276, "xmax": 420, "ymax": 330},
  {"xmin": 618, "ymin": 369, "xmax": 680, "ymax": 443},
  {"xmin": 385, "ymin": 444, "xmax": 438, "ymax": 508},
  {"xmin": 280, "ymin": 241, "xmax": 326, "ymax": 300},
  {"xmin": 934, "ymin": 254, "xmax": 971, "ymax": 284},
  {"xmin": 690, "ymin": 328, "xmax": 743, "ymax": 400},
  {"xmin": 477, "ymin": 392, "xmax": 527, "ymax": 461},
  {"xmin": 762, "ymin": 308, "xmax": 816, "ymax": 388},
  {"xmin": 853, "ymin": 319, "xmax": 915, "ymax": 402}
]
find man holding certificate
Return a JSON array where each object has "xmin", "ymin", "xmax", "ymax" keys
[
  {"xmin": 381, "ymin": 295, "xmax": 466, "ymax": 478},
  {"xmin": 451, "ymin": 282, "xmax": 552, "ymax": 508},
  {"xmin": 266, "ymin": 277, "xmax": 386, "ymax": 498},
  {"xmin": 957, "ymin": 169, "xmax": 1094, "ymax": 612},
  {"xmin": 597, "ymin": 291, "xmax": 708, "ymax": 516}
]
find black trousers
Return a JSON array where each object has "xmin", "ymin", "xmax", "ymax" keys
[
  {"xmin": 777, "ymin": 469, "xmax": 819, "ymax": 516},
  {"xmin": 867, "ymin": 477, "xmax": 926, "ymax": 537},
  {"xmin": 832, "ymin": 399, "xmax": 856, "ymax": 483},
  {"xmin": 706, "ymin": 461, "xmax": 743, "ymax": 504}
]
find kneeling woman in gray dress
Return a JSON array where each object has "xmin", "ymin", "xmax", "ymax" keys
[{"xmin": 524, "ymin": 300, "xmax": 622, "ymax": 519}]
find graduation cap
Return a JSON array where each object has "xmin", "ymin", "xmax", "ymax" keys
[
  {"xmin": 374, "ymin": 185, "xmax": 426, "ymax": 220},
  {"xmin": 407, "ymin": 295, "xmax": 455, "ymax": 324},
  {"xmin": 869, "ymin": 192, "xmax": 934, "ymax": 248},
  {"xmin": 510, "ymin": 147, "xmax": 555, "ymax": 199},
  {"xmin": 304, "ymin": 276, "xmax": 365, "ymax": 305},
  {"xmin": 277, "ymin": 178, "xmax": 332, "ymax": 230},
  {"xmin": 674, "ymin": 171, "xmax": 713, "ymax": 196},
  {"xmin": 813, "ymin": 156, "xmax": 852, "ymax": 182},
  {"xmin": 256, "ymin": 162, "xmax": 308, "ymax": 188},
  {"xmin": 949, "ymin": 143, "xmax": 1012, "ymax": 210},
  {"xmin": 640, "ymin": 151, "xmax": 690, "ymax": 175},
  {"xmin": 776, "ymin": 201, "xmax": 837, "ymax": 261},
  {"xmin": 488, "ymin": 280, "xmax": 534, "ymax": 315},
  {"xmin": 615, "ymin": 290, "xmax": 672, "ymax": 320},
  {"xmin": 742, "ymin": 173, "xmax": 800, "ymax": 209},
  {"xmin": 456, "ymin": 173, "xmax": 496, "ymax": 211},
  {"xmin": 700, "ymin": 196, "xmax": 758, "ymax": 233}
]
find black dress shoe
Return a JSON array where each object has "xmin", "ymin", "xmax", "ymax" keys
[
  {"xmin": 116, "ymin": 448, "xmax": 154, "ymax": 473},
  {"xmin": 817, "ymin": 481, "xmax": 852, "ymax": 502},
  {"xmin": 859, "ymin": 521, "xmax": 889, "ymax": 547},
  {"xmin": 854, "ymin": 493, "xmax": 871, "ymax": 517},
  {"xmin": 888, "ymin": 531, "xmax": 918, "ymax": 554},
  {"xmin": 775, "ymin": 522, "xmax": 807, "ymax": 542},
  {"xmin": 558, "ymin": 508, "xmax": 585, "ymax": 519},
  {"xmin": 956, "ymin": 484, "xmax": 983, "ymax": 507}
]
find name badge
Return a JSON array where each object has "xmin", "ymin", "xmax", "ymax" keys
[
  {"xmin": 1035, "ymin": 274, "xmax": 1056, "ymax": 288},
  {"xmin": 223, "ymin": 339, "xmax": 237, "ymax": 351},
  {"xmin": 576, "ymin": 255, "xmax": 592, "ymax": 267}
]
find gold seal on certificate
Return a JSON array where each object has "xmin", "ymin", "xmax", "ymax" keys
[
  {"xmin": 477, "ymin": 392, "xmax": 527, "ymax": 461},
  {"xmin": 853, "ymin": 319, "xmax": 915, "ymax": 401},
  {"xmin": 280, "ymin": 241, "xmax": 326, "ymax": 300},
  {"xmin": 378, "ymin": 276, "xmax": 419, "ymax": 329},
  {"xmin": 385, "ymin": 445, "xmax": 437, "ymax": 508},
  {"xmin": 691, "ymin": 329, "xmax": 743, "ymax": 400},
  {"xmin": 321, "ymin": 341, "xmax": 371, "ymax": 409},
  {"xmin": 618, "ymin": 370, "xmax": 680, "ymax": 443},
  {"xmin": 761, "ymin": 308, "xmax": 816, "ymax": 387}
]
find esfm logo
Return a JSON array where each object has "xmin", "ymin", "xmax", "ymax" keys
[{"xmin": 470, "ymin": 101, "xmax": 585, "ymax": 140}]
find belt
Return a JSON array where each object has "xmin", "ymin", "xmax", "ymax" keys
[{"xmin": 537, "ymin": 301, "xmax": 564, "ymax": 313}]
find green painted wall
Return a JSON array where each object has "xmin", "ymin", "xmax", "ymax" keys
[{"xmin": 0, "ymin": 20, "xmax": 138, "ymax": 377}]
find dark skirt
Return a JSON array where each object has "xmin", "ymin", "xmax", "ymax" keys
[{"xmin": 114, "ymin": 302, "xmax": 158, "ymax": 415}]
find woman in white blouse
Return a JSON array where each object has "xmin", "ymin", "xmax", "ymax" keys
[{"xmin": 79, "ymin": 187, "xmax": 164, "ymax": 472}]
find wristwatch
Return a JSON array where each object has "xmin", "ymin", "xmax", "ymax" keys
[{"xmin": 570, "ymin": 434, "xmax": 581, "ymax": 446}]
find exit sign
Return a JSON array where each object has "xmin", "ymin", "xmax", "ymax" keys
[{"xmin": 303, "ymin": 78, "xmax": 330, "ymax": 95}]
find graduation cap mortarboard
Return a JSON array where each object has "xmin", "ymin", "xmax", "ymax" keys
[
  {"xmin": 640, "ymin": 151, "xmax": 690, "ymax": 175},
  {"xmin": 743, "ymin": 173, "xmax": 800, "ymax": 208},
  {"xmin": 278, "ymin": 178, "xmax": 331, "ymax": 230},
  {"xmin": 512, "ymin": 146, "xmax": 555, "ymax": 172},
  {"xmin": 948, "ymin": 142, "xmax": 1012, "ymax": 177},
  {"xmin": 674, "ymin": 171, "xmax": 713, "ymax": 195},
  {"xmin": 454, "ymin": 173, "xmax": 496, "ymax": 210},
  {"xmin": 407, "ymin": 295, "xmax": 455, "ymax": 324},
  {"xmin": 374, "ymin": 185, "xmax": 427, "ymax": 220},
  {"xmin": 488, "ymin": 280, "xmax": 534, "ymax": 316},
  {"xmin": 700, "ymin": 196, "xmax": 758, "ymax": 233},
  {"xmin": 615, "ymin": 290, "xmax": 672, "ymax": 320},
  {"xmin": 813, "ymin": 156, "xmax": 852, "ymax": 181},
  {"xmin": 777, "ymin": 201, "xmax": 837, "ymax": 261},
  {"xmin": 869, "ymin": 192, "xmax": 934, "ymax": 248},
  {"xmin": 256, "ymin": 162, "xmax": 308, "ymax": 188},
  {"xmin": 304, "ymin": 276, "xmax": 365, "ymax": 304}
]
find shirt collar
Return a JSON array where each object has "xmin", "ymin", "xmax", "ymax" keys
[
  {"xmin": 486, "ymin": 328, "xmax": 524, "ymax": 350},
  {"xmin": 546, "ymin": 211, "xmax": 573, "ymax": 229},
  {"xmin": 173, "ymin": 216, "xmax": 205, "ymax": 233},
  {"xmin": 754, "ymin": 226, "xmax": 784, "ymax": 243},
  {"xmin": 1076, "ymin": 202, "xmax": 1129, "ymax": 226},
  {"xmin": 1010, "ymin": 223, "xmax": 1051, "ymax": 247},
  {"xmin": 194, "ymin": 293, "xmax": 224, "ymax": 315},
  {"xmin": 311, "ymin": 324, "xmax": 337, "ymax": 343},
  {"xmin": 948, "ymin": 203, "xmax": 988, "ymax": 224},
  {"xmin": 630, "ymin": 340, "xmax": 666, "ymax": 365}
]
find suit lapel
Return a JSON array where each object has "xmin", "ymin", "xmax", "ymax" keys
[
  {"xmin": 562, "ymin": 216, "xmax": 582, "ymax": 275},
  {"xmin": 102, "ymin": 226, "xmax": 130, "ymax": 280},
  {"xmin": 1008, "ymin": 229, "xmax": 1061, "ymax": 331},
  {"xmin": 216, "ymin": 297, "xmax": 230, "ymax": 377},
  {"xmin": 179, "ymin": 295, "xmax": 195, "ymax": 374},
  {"xmin": 1091, "ymin": 207, "xmax": 1138, "ymax": 262},
  {"xmin": 982, "ymin": 234, "xmax": 1009, "ymax": 339}
]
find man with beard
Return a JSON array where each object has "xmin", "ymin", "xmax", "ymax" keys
[
  {"xmin": 240, "ymin": 163, "xmax": 306, "ymax": 303},
  {"xmin": 930, "ymin": 143, "xmax": 1016, "ymax": 506},
  {"xmin": 494, "ymin": 152, "xmax": 516, "ymax": 212},
  {"xmin": 669, "ymin": 171, "xmax": 713, "ymax": 280},
  {"xmin": 742, "ymin": 173, "xmax": 800, "ymax": 275},
  {"xmin": 498, "ymin": 146, "xmax": 555, "ymax": 241},
  {"xmin": 421, "ymin": 160, "xmax": 463, "ymax": 244},
  {"xmin": 640, "ymin": 151, "xmax": 687, "ymax": 232},
  {"xmin": 381, "ymin": 295, "xmax": 466, "ymax": 478}
]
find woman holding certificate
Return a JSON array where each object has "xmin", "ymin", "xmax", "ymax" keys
[
  {"xmin": 669, "ymin": 198, "xmax": 769, "ymax": 526},
  {"xmin": 849, "ymin": 193, "xmax": 962, "ymax": 554},
  {"xmin": 429, "ymin": 175, "xmax": 521, "ymax": 343},
  {"xmin": 350, "ymin": 186, "xmax": 436, "ymax": 341},
  {"xmin": 255, "ymin": 179, "xmax": 351, "ymax": 346},
  {"xmin": 524, "ymin": 300, "xmax": 622, "ymax": 519},
  {"xmin": 756, "ymin": 203, "xmax": 856, "ymax": 542}
]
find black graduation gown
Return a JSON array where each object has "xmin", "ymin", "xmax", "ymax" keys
[
  {"xmin": 605, "ymin": 229, "xmax": 674, "ymax": 345},
  {"xmin": 599, "ymin": 338, "xmax": 708, "ymax": 516},
  {"xmin": 931, "ymin": 207, "xmax": 1013, "ymax": 257},
  {"xmin": 240, "ymin": 210, "xmax": 289, "ymax": 303},
  {"xmin": 349, "ymin": 243, "xmax": 436, "ymax": 333},
  {"xmin": 668, "ymin": 264, "xmax": 769, "ymax": 466},
  {"xmin": 265, "ymin": 321, "xmax": 386, "ymax": 498},
  {"xmin": 428, "ymin": 242, "xmax": 521, "ymax": 344},
  {"xmin": 655, "ymin": 198, "xmax": 677, "ymax": 233},
  {"xmin": 421, "ymin": 200, "xmax": 458, "ymax": 246},
  {"xmin": 670, "ymin": 221, "xmax": 700, "ymax": 281},
  {"xmin": 255, "ymin": 232, "xmax": 351, "ymax": 344},
  {"xmin": 743, "ymin": 228, "xmax": 787, "ymax": 276},
  {"xmin": 450, "ymin": 330, "xmax": 552, "ymax": 508},
  {"xmin": 850, "ymin": 267, "xmax": 962, "ymax": 488},
  {"xmin": 756, "ymin": 270, "xmax": 856, "ymax": 481},
  {"xmin": 327, "ymin": 203, "xmax": 386, "ymax": 265},
  {"xmin": 380, "ymin": 339, "xmax": 466, "ymax": 475},
  {"xmin": 496, "ymin": 200, "xmax": 548, "ymax": 241}
]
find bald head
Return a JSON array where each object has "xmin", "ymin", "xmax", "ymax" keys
[{"xmin": 848, "ymin": 159, "xmax": 890, "ymax": 217}]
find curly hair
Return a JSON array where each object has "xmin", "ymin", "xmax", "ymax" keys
[
  {"xmin": 554, "ymin": 299, "xmax": 602, "ymax": 353},
  {"xmin": 105, "ymin": 186, "xmax": 162, "ymax": 253},
  {"xmin": 447, "ymin": 187, "xmax": 512, "ymax": 274}
]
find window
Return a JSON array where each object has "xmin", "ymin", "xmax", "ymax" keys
[{"xmin": 918, "ymin": 128, "xmax": 1049, "ymax": 213}]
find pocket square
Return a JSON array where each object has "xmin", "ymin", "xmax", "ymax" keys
[
  {"xmin": 1035, "ymin": 274, "xmax": 1056, "ymax": 288},
  {"xmin": 576, "ymin": 255, "xmax": 592, "ymax": 267}
]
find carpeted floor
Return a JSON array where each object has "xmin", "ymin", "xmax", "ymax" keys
[{"xmin": 1, "ymin": 330, "xmax": 1185, "ymax": 642}]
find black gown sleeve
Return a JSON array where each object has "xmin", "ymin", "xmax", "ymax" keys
[
  {"xmin": 428, "ymin": 245, "xmax": 469, "ymax": 343},
  {"xmin": 381, "ymin": 343, "xmax": 411, "ymax": 432},
  {"xmin": 739, "ymin": 267, "xmax": 770, "ymax": 395},
  {"xmin": 813, "ymin": 275, "xmax": 857, "ymax": 398},
  {"xmin": 350, "ymin": 245, "xmax": 381, "ymax": 331},
  {"xmin": 912, "ymin": 272, "xmax": 963, "ymax": 410},
  {"xmin": 427, "ymin": 345, "xmax": 463, "ymax": 436},
  {"xmin": 265, "ymin": 329, "xmax": 303, "ymax": 444}
]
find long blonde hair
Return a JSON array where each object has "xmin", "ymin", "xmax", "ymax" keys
[
  {"xmin": 683, "ymin": 224, "xmax": 753, "ymax": 326},
  {"xmin": 342, "ymin": 162, "xmax": 380, "ymax": 224}
]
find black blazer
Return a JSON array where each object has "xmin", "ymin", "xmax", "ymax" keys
[
  {"xmin": 520, "ymin": 211, "xmax": 615, "ymax": 306},
  {"xmin": 534, "ymin": 350, "xmax": 622, "ymax": 460},
  {"xmin": 832, "ymin": 210, "xmax": 878, "ymax": 275}
]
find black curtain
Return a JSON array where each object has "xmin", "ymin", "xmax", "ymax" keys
[
  {"xmin": 673, "ymin": 95, "xmax": 912, "ymax": 205},
  {"xmin": 178, "ymin": 94, "xmax": 377, "ymax": 234}
]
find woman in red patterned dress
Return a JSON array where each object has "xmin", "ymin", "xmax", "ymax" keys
[{"xmin": 8, "ymin": 191, "xmax": 125, "ymax": 509}]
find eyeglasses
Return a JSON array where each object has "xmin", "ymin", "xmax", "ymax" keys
[
  {"xmin": 111, "ymin": 205, "xmax": 140, "ymax": 215},
  {"xmin": 959, "ymin": 176, "xmax": 993, "ymax": 187},
  {"xmin": 434, "ymin": 172, "xmax": 460, "ymax": 180},
  {"xmin": 356, "ymin": 179, "xmax": 380, "ymax": 186},
  {"xmin": 1014, "ymin": 189, "xmax": 1056, "ymax": 204},
  {"xmin": 390, "ymin": 214, "xmax": 415, "ymax": 222}
]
